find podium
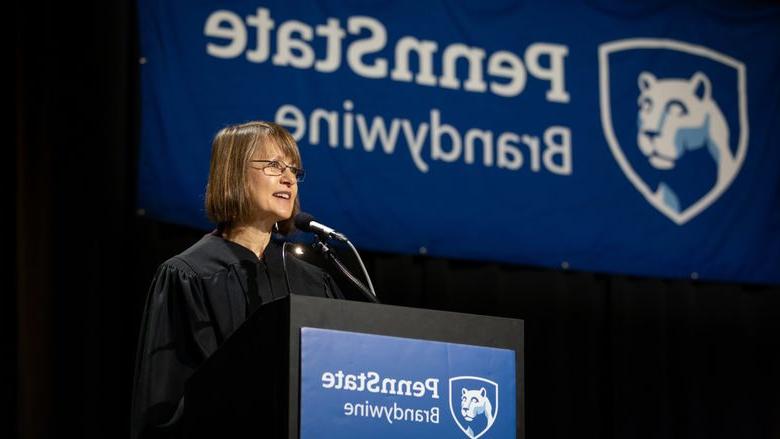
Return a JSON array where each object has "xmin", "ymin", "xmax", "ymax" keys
[{"xmin": 183, "ymin": 295, "xmax": 524, "ymax": 438}]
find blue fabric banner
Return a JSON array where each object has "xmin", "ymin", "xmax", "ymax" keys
[
  {"xmin": 299, "ymin": 327, "xmax": 517, "ymax": 438},
  {"xmin": 137, "ymin": 0, "xmax": 780, "ymax": 284}
]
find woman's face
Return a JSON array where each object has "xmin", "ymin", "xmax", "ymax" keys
[{"xmin": 247, "ymin": 143, "xmax": 298, "ymax": 225}]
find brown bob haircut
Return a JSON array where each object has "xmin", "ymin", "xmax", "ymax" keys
[{"xmin": 205, "ymin": 121, "xmax": 302, "ymax": 235}]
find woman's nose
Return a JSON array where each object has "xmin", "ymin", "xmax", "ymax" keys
[{"xmin": 279, "ymin": 170, "xmax": 295, "ymax": 185}]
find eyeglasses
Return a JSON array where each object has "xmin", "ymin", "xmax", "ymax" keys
[{"xmin": 250, "ymin": 159, "xmax": 305, "ymax": 182}]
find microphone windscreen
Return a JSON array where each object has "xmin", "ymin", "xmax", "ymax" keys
[{"xmin": 294, "ymin": 212, "xmax": 316, "ymax": 231}]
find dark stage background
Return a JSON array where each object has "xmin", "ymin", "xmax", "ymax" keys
[{"xmin": 14, "ymin": 1, "xmax": 780, "ymax": 439}]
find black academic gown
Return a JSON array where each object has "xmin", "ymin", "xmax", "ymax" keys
[{"xmin": 130, "ymin": 232, "xmax": 342, "ymax": 439}]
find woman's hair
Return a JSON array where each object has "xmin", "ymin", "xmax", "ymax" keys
[{"xmin": 205, "ymin": 121, "xmax": 302, "ymax": 235}]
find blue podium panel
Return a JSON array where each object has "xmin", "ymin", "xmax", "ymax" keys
[{"xmin": 300, "ymin": 327, "xmax": 517, "ymax": 439}]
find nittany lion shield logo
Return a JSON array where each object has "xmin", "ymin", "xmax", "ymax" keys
[
  {"xmin": 449, "ymin": 376, "xmax": 499, "ymax": 439},
  {"xmin": 599, "ymin": 38, "xmax": 749, "ymax": 225}
]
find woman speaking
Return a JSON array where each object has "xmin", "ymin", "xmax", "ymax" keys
[{"xmin": 130, "ymin": 121, "xmax": 342, "ymax": 438}]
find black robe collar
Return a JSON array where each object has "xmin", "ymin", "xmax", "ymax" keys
[{"xmin": 203, "ymin": 230, "xmax": 291, "ymax": 312}]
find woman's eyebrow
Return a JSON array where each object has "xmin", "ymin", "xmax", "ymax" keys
[
  {"xmin": 266, "ymin": 152, "xmax": 289, "ymax": 161},
  {"xmin": 254, "ymin": 155, "xmax": 280, "ymax": 161}
]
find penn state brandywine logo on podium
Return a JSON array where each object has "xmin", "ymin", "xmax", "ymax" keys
[
  {"xmin": 449, "ymin": 376, "xmax": 499, "ymax": 439},
  {"xmin": 599, "ymin": 38, "xmax": 749, "ymax": 225}
]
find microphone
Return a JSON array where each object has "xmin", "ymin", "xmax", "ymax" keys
[
  {"xmin": 293, "ymin": 212, "xmax": 379, "ymax": 303},
  {"xmin": 294, "ymin": 212, "xmax": 348, "ymax": 242}
]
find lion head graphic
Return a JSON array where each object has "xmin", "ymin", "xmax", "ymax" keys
[{"xmin": 636, "ymin": 71, "xmax": 737, "ymax": 213}]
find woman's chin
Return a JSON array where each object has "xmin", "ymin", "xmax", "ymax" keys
[{"xmin": 273, "ymin": 209, "xmax": 293, "ymax": 223}]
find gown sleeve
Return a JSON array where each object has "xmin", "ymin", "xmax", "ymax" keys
[{"xmin": 130, "ymin": 259, "xmax": 219, "ymax": 439}]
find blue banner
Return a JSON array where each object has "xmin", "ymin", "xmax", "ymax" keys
[
  {"xmin": 299, "ymin": 327, "xmax": 517, "ymax": 438},
  {"xmin": 137, "ymin": 0, "xmax": 780, "ymax": 284}
]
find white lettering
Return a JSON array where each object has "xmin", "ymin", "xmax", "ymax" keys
[
  {"xmin": 401, "ymin": 120, "xmax": 429, "ymax": 173},
  {"xmin": 272, "ymin": 20, "xmax": 315, "ymax": 68},
  {"xmin": 275, "ymin": 101, "xmax": 574, "ymax": 176},
  {"xmin": 497, "ymin": 132, "xmax": 523, "ymax": 170},
  {"xmin": 439, "ymin": 44, "xmax": 487, "ymax": 92},
  {"xmin": 344, "ymin": 374, "xmax": 358, "ymax": 391},
  {"xmin": 204, "ymin": 11, "xmax": 246, "ymax": 59},
  {"xmin": 390, "ymin": 37, "xmax": 438, "ymax": 86},
  {"xmin": 314, "ymin": 18, "xmax": 346, "ymax": 72},
  {"xmin": 347, "ymin": 16, "xmax": 388, "ymax": 78},
  {"xmin": 342, "ymin": 100, "xmax": 355, "ymax": 149},
  {"xmin": 525, "ymin": 43, "xmax": 570, "ymax": 103},
  {"xmin": 274, "ymin": 105, "xmax": 305, "ymax": 141},
  {"xmin": 464, "ymin": 128, "xmax": 494, "ymax": 166},
  {"xmin": 412, "ymin": 381, "xmax": 425, "ymax": 397},
  {"xmin": 381, "ymin": 378, "xmax": 397, "ymax": 395},
  {"xmin": 488, "ymin": 50, "xmax": 527, "ymax": 97},
  {"xmin": 322, "ymin": 372, "xmax": 335, "ymax": 388},
  {"xmin": 309, "ymin": 108, "xmax": 339, "ymax": 147},
  {"xmin": 431, "ymin": 109, "xmax": 461, "ymax": 162},
  {"xmin": 543, "ymin": 126, "xmax": 572, "ymax": 175},
  {"xmin": 366, "ymin": 371, "xmax": 380, "ymax": 393},
  {"xmin": 424, "ymin": 378, "xmax": 439, "ymax": 399},
  {"xmin": 522, "ymin": 134, "xmax": 541, "ymax": 172},
  {"xmin": 321, "ymin": 370, "xmax": 442, "ymax": 399},
  {"xmin": 245, "ymin": 8, "xmax": 274, "ymax": 63},
  {"xmin": 356, "ymin": 115, "xmax": 401, "ymax": 154},
  {"xmin": 205, "ymin": 8, "xmax": 571, "ymax": 101}
]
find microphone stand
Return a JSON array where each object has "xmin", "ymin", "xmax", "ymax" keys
[{"xmin": 312, "ymin": 235, "xmax": 380, "ymax": 304}]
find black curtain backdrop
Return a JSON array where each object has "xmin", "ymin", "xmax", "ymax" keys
[{"xmin": 14, "ymin": 1, "xmax": 780, "ymax": 439}]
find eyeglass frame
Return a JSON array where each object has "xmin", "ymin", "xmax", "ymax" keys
[{"xmin": 249, "ymin": 159, "xmax": 305, "ymax": 182}]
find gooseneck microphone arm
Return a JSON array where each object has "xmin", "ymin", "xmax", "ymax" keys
[
  {"xmin": 312, "ymin": 236, "xmax": 379, "ymax": 303},
  {"xmin": 343, "ymin": 239, "xmax": 376, "ymax": 297},
  {"xmin": 295, "ymin": 212, "xmax": 379, "ymax": 303}
]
